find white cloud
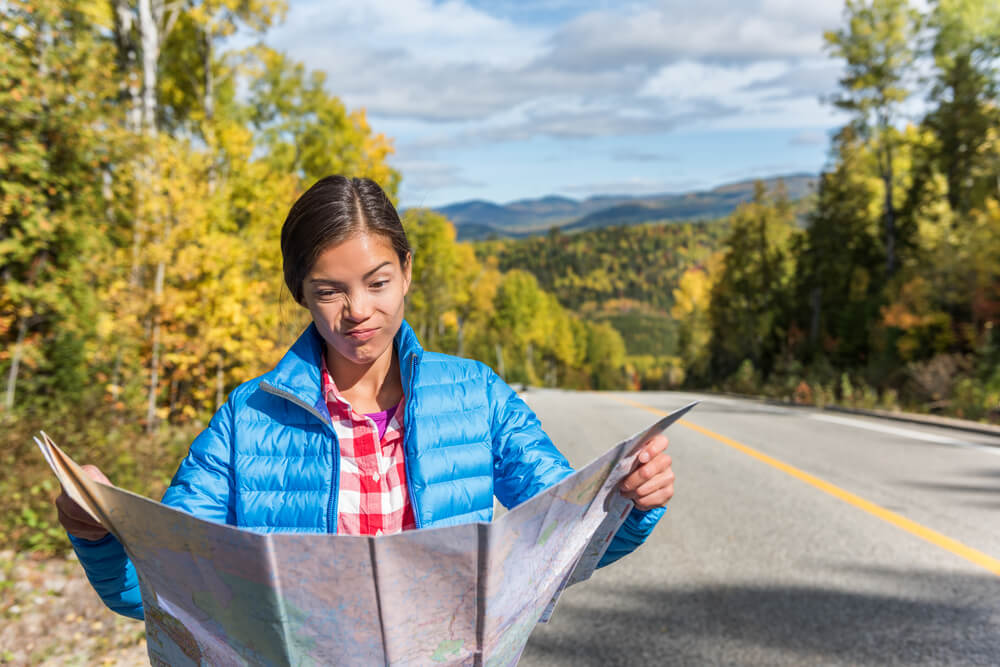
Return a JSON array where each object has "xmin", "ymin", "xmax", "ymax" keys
[
  {"xmin": 278, "ymin": 0, "xmax": 547, "ymax": 68},
  {"xmin": 255, "ymin": 0, "xmax": 862, "ymax": 185},
  {"xmin": 790, "ymin": 130, "xmax": 829, "ymax": 146},
  {"xmin": 267, "ymin": 0, "xmax": 852, "ymax": 131},
  {"xmin": 640, "ymin": 60, "xmax": 789, "ymax": 102},
  {"xmin": 544, "ymin": 0, "xmax": 846, "ymax": 70}
]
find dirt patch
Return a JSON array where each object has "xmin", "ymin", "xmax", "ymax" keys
[{"xmin": 0, "ymin": 549, "xmax": 148, "ymax": 666}]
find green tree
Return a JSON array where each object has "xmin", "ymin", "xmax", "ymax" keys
[
  {"xmin": 793, "ymin": 130, "xmax": 885, "ymax": 367},
  {"xmin": 0, "ymin": 0, "xmax": 121, "ymax": 411},
  {"xmin": 583, "ymin": 321, "xmax": 627, "ymax": 390},
  {"xmin": 825, "ymin": 0, "xmax": 921, "ymax": 277},
  {"xmin": 923, "ymin": 0, "xmax": 1000, "ymax": 215},
  {"xmin": 671, "ymin": 252, "xmax": 723, "ymax": 382},
  {"xmin": 403, "ymin": 208, "xmax": 465, "ymax": 351},
  {"xmin": 247, "ymin": 47, "xmax": 399, "ymax": 193},
  {"xmin": 709, "ymin": 182, "xmax": 798, "ymax": 379}
]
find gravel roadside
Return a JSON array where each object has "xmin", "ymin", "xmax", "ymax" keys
[{"xmin": 0, "ymin": 550, "xmax": 147, "ymax": 666}]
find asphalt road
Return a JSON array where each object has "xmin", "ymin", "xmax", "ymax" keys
[{"xmin": 516, "ymin": 390, "xmax": 1000, "ymax": 666}]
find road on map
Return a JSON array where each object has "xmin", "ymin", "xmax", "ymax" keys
[{"xmin": 517, "ymin": 390, "xmax": 1000, "ymax": 666}]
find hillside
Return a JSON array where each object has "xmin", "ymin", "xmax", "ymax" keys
[
  {"xmin": 429, "ymin": 173, "xmax": 816, "ymax": 241},
  {"xmin": 474, "ymin": 218, "xmax": 731, "ymax": 358}
]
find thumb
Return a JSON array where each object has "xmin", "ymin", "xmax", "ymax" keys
[{"xmin": 80, "ymin": 464, "xmax": 111, "ymax": 486}]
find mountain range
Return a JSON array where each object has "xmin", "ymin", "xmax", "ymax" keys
[{"xmin": 420, "ymin": 173, "xmax": 818, "ymax": 241}]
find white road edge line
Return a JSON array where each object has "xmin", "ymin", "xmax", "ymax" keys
[{"xmin": 808, "ymin": 413, "xmax": 1000, "ymax": 456}]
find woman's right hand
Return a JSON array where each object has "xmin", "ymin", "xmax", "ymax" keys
[{"xmin": 55, "ymin": 465, "xmax": 111, "ymax": 541}]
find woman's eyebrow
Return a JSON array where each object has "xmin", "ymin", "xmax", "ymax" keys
[
  {"xmin": 363, "ymin": 261, "xmax": 392, "ymax": 278},
  {"xmin": 309, "ymin": 261, "xmax": 393, "ymax": 286}
]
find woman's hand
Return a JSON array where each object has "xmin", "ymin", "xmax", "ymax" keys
[
  {"xmin": 619, "ymin": 434, "xmax": 674, "ymax": 511},
  {"xmin": 55, "ymin": 465, "xmax": 111, "ymax": 541}
]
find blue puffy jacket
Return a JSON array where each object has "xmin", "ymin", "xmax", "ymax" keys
[{"xmin": 70, "ymin": 320, "xmax": 665, "ymax": 620}]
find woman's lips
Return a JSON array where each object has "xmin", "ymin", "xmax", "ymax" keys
[{"xmin": 344, "ymin": 327, "xmax": 378, "ymax": 341}]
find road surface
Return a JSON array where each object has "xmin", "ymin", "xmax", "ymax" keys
[{"xmin": 517, "ymin": 390, "xmax": 1000, "ymax": 666}]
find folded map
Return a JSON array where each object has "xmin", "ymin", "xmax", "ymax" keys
[{"xmin": 37, "ymin": 401, "xmax": 696, "ymax": 666}]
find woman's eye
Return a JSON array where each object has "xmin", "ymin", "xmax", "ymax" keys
[
  {"xmin": 371, "ymin": 280, "xmax": 388, "ymax": 289},
  {"xmin": 315, "ymin": 289, "xmax": 343, "ymax": 300}
]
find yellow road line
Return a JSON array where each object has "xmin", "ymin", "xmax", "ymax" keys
[{"xmin": 611, "ymin": 395, "xmax": 1000, "ymax": 578}]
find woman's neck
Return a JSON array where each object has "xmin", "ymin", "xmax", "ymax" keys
[{"xmin": 325, "ymin": 344, "xmax": 402, "ymax": 413}]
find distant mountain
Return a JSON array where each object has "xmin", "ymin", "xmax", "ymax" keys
[{"xmin": 419, "ymin": 173, "xmax": 817, "ymax": 241}]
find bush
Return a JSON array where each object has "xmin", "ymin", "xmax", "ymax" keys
[
  {"xmin": 724, "ymin": 359, "xmax": 760, "ymax": 395},
  {"xmin": 2, "ymin": 407, "xmax": 200, "ymax": 555}
]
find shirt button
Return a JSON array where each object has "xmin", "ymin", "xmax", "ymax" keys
[{"xmin": 372, "ymin": 472, "xmax": 380, "ymax": 482}]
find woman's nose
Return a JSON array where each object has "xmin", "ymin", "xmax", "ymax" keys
[{"xmin": 345, "ymin": 291, "xmax": 374, "ymax": 320}]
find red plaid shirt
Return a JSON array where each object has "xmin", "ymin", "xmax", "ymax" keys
[{"xmin": 321, "ymin": 362, "xmax": 416, "ymax": 536}]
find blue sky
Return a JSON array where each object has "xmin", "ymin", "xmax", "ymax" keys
[{"xmin": 260, "ymin": 0, "xmax": 859, "ymax": 207}]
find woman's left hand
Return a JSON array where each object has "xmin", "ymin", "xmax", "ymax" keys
[{"xmin": 619, "ymin": 434, "xmax": 674, "ymax": 510}]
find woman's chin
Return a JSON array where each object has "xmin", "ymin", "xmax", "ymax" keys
[{"xmin": 332, "ymin": 339, "xmax": 389, "ymax": 366}]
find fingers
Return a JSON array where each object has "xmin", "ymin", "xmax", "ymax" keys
[
  {"xmin": 58, "ymin": 510, "xmax": 109, "ymax": 541},
  {"xmin": 56, "ymin": 493, "xmax": 109, "ymax": 541},
  {"xmin": 620, "ymin": 451, "xmax": 672, "ymax": 493},
  {"xmin": 620, "ymin": 445, "xmax": 675, "ymax": 510},
  {"xmin": 54, "ymin": 464, "xmax": 111, "ymax": 541},
  {"xmin": 637, "ymin": 434, "xmax": 669, "ymax": 464},
  {"xmin": 632, "ymin": 482, "xmax": 674, "ymax": 511},
  {"xmin": 55, "ymin": 490, "xmax": 93, "ymax": 523},
  {"xmin": 80, "ymin": 464, "xmax": 111, "ymax": 485},
  {"xmin": 631, "ymin": 468, "xmax": 675, "ymax": 501}
]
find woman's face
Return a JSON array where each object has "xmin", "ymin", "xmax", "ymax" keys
[{"xmin": 302, "ymin": 232, "xmax": 411, "ymax": 369}]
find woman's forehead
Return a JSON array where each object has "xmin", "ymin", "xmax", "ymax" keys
[{"xmin": 310, "ymin": 232, "xmax": 400, "ymax": 279}]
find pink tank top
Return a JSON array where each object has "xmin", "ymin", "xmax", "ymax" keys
[{"xmin": 364, "ymin": 404, "xmax": 398, "ymax": 440}]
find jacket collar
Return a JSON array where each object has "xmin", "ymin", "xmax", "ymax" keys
[{"xmin": 261, "ymin": 319, "xmax": 424, "ymax": 411}]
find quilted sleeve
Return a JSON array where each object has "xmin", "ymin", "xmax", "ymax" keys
[
  {"xmin": 597, "ymin": 505, "xmax": 666, "ymax": 567},
  {"xmin": 68, "ymin": 532, "xmax": 144, "ymax": 619},
  {"xmin": 69, "ymin": 396, "xmax": 237, "ymax": 619},
  {"xmin": 485, "ymin": 367, "xmax": 574, "ymax": 509},
  {"xmin": 485, "ymin": 366, "xmax": 664, "ymax": 568},
  {"xmin": 160, "ymin": 395, "xmax": 236, "ymax": 522}
]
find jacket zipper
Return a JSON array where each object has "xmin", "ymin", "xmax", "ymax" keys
[
  {"xmin": 259, "ymin": 382, "xmax": 340, "ymax": 534},
  {"xmin": 402, "ymin": 352, "xmax": 422, "ymax": 529}
]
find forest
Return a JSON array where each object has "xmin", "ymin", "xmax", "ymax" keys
[
  {"xmin": 488, "ymin": 0, "xmax": 1000, "ymax": 421},
  {"xmin": 3, "ymin": 0, "xmax": 999, "ymax": 553}
]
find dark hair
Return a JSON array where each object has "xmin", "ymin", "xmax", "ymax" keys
[{"xmin": 280, "ymin": 176, "xmax": 411, "ymax": 304}]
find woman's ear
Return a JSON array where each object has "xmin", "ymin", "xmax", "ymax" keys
[{"xmin": 402, "ymin": 252, "xmax": 413, "ymax": 295}]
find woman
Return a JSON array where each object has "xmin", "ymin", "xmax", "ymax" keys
[{"xmin": 57, "ymin": 176, "xmax": 675, "ymax": 620}]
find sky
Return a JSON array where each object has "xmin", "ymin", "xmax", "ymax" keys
[{"xmin": 258, "ymin": 0, "xmax": 861, "ymax": 208}]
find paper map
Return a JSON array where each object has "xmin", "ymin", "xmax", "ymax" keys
[{"xmin": 37, "ymin": 402, "xmax": 696, "ymax": 666}]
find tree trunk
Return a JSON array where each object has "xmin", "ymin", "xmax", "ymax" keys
[
  {"xmin": 880, "ymin": 118, "xmax": 897, "ymax": 279},
  {"xmin": 138, "ymin": 0, "xmax": 159, "ymax": 136},
  {"xmin": 138, "ymin": 0, "xmax": 164, "ymax": 433},
  {"xmin": 809, "ymin": 287, "xmax": 822, "ymax": 349},
  {"xmin": 4, "ymin": 251, "xmax": 47, "ymax": 411},
  {"xmin": 146, "ymin": 256, "xmax": 165, "ymax": 434},
  {"xmin": 167, "ymin": 370, "xmax": 178, "ymax": 421},
  {"xmin": 4, "ymin": 317, "xmax": 28, "ymax": 412},
  {"xmin": 215, "ymin": 355, "xmax": 225, "ymax": 409},
  {"xmin": 203, "ymin": 26, "xmax": 217, "ymax": 194},
  {"xmin": 114, "ymin": 0, "xmax": 141, "ymax": 133},
  {"xmin": 884, "ymin": 164, "xmax": 896, "ymax": 278}
]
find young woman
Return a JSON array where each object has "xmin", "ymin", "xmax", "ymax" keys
[{"xmin": 57, "ymin": 176, "xmax": 675, "ymax": 620}]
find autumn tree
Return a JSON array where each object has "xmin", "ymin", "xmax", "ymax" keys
[
  {"xmin": 709, "ymin": 182, "xmax": 798, "ymax": 379},
  {"xmin": 671, "ymin": 252, "xmax": 723, "ymax": 382},
  {"xmin": 0, "ymin": 0, "xmax": 121, "ymax": 412},
  {"xmin": 793, "ymin": 130, "xmax": 886, "ymax": 367},
  {"xmin": 825, "ymin": 0, "xmax": 921, "ymax": 278},
  {"xmin": 923, "ymin": 0, "xmax": 1000, "ymax": 215}
]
